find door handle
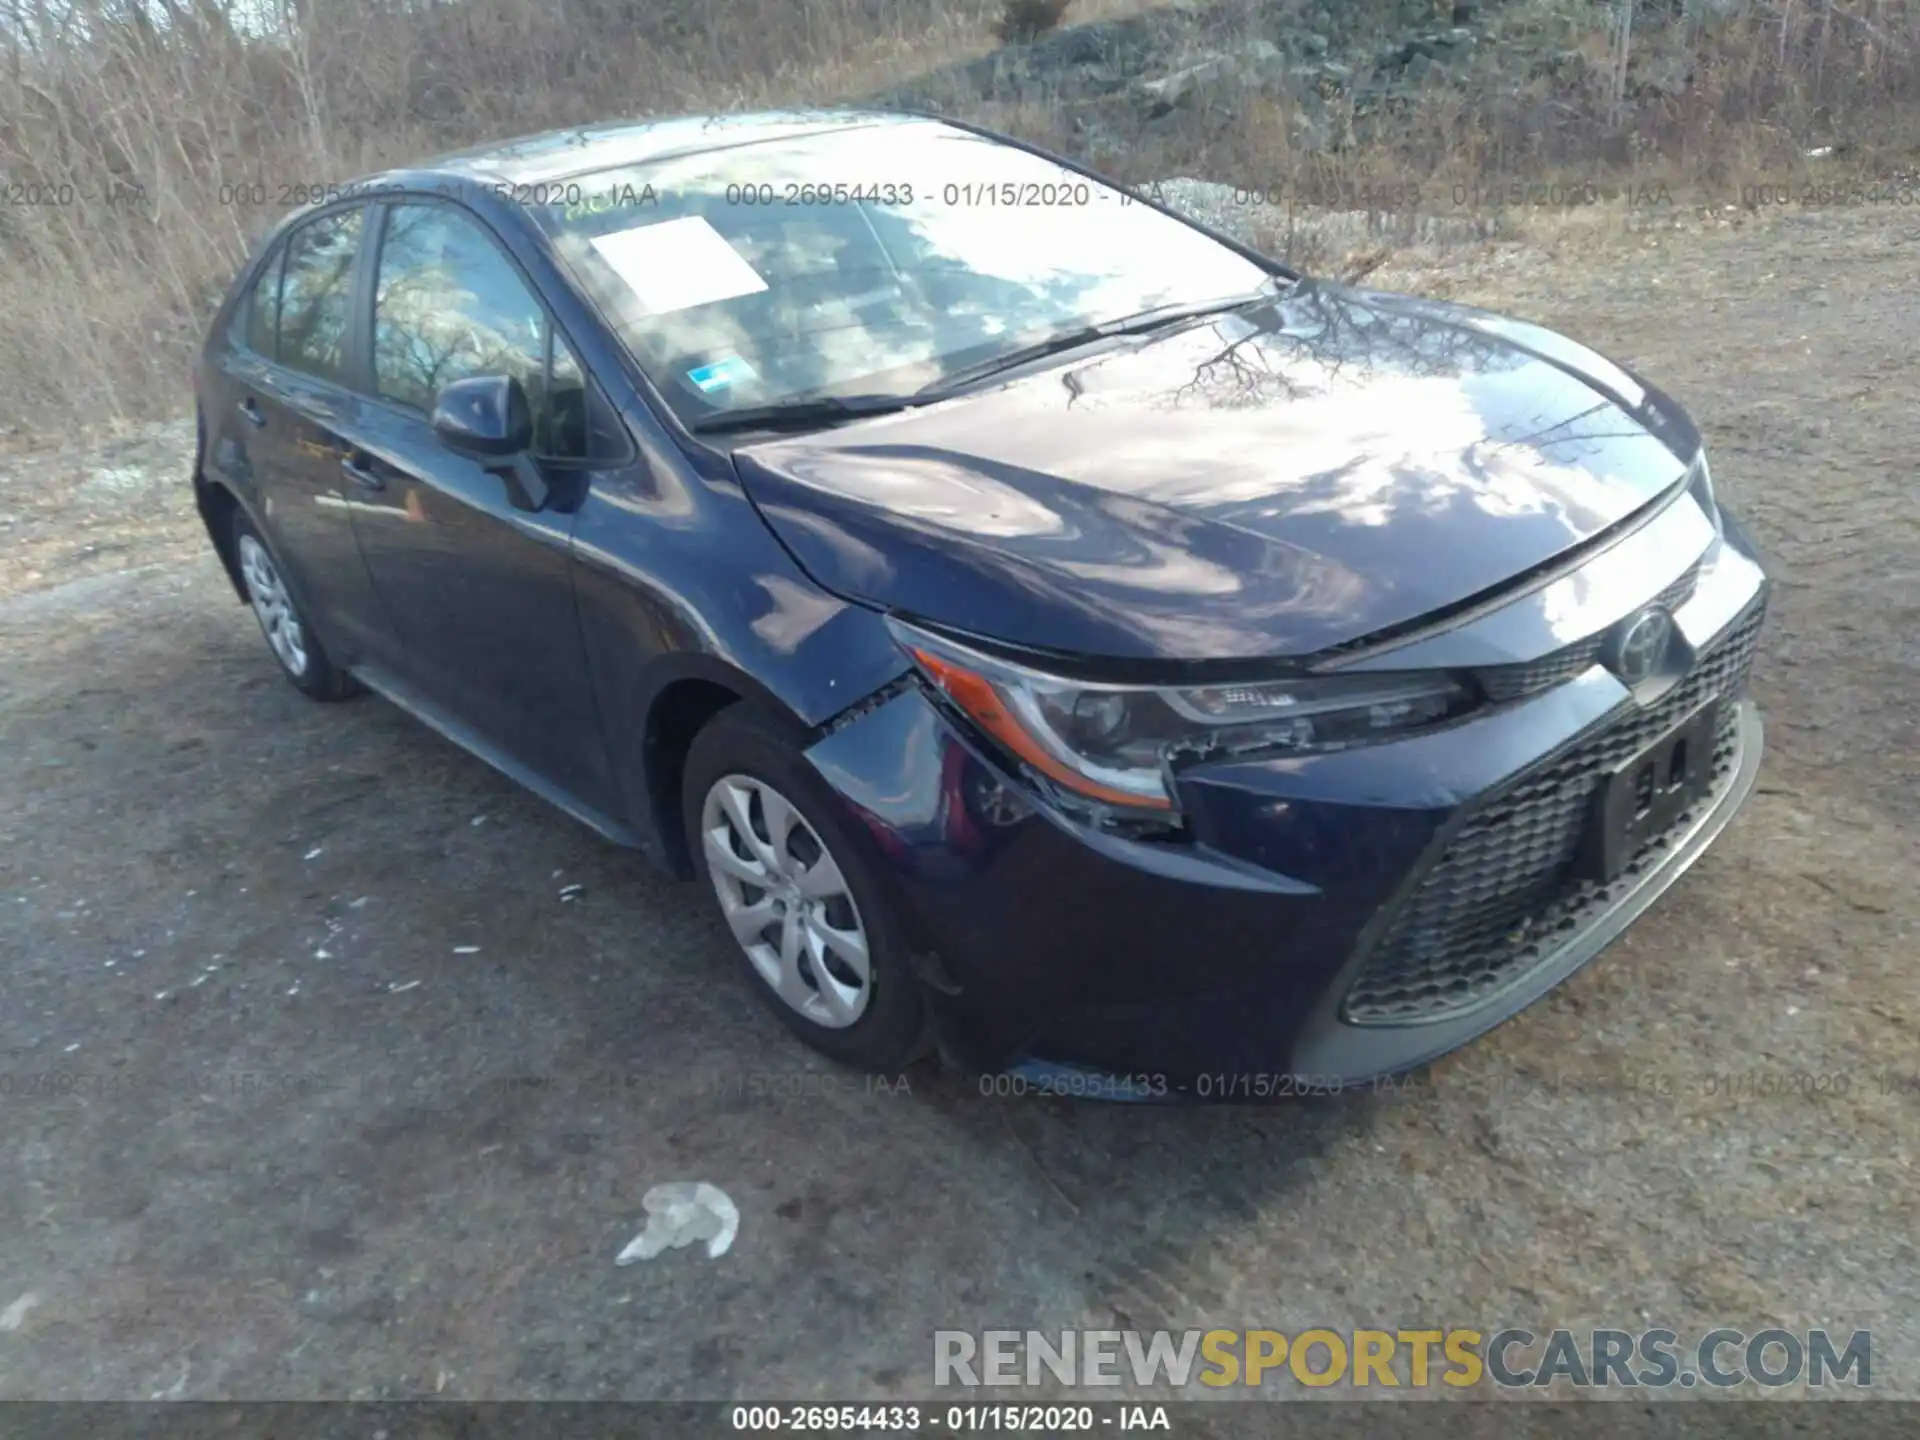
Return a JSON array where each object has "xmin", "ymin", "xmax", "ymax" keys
[
  {"xmin": 237, "ymin": 397, "xmax": 267, "ymax": 428},
  {"xmin": 340, "ymin": 453, "xmax": 384, "ymax": 490}
]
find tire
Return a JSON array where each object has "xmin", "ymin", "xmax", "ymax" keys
[
  {"xmin": 683, "ymin": 703, "xmax": 931, "ymax": 1073},
  {"xmin": 231, "ymin": 511, "xmax": 362, "ymax": 702}
]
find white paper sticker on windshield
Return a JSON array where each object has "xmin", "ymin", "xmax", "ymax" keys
[{"xmin": 589, "ymin": 216, "xmax": 768, "ymax": 316}]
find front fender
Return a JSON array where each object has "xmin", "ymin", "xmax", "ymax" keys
[{"xmin": 568, "ymin": 454, "xmax": 912, "ymax": 863}]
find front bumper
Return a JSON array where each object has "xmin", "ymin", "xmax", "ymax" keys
[{"xmin": 803, "ymin": 507, "xmax": 1771, "ymax": 1092}]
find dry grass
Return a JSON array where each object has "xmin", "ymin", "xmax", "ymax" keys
[{"xmin": 0, "ymin": 0, "xmax": 1914, "ymax": 435}]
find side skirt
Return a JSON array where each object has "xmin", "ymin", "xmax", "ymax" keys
[{"xmin": 349, "ymin": 661, "xmax": 648, "ymax": 852}]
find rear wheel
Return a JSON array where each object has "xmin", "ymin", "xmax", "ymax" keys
[
  {"xmin": 683, "ymin": 704, "xmax": 930, "ymax": 1072},
  {"xmin": 232, "ymin": 513, "xmax": 361, "ymax": 701}
]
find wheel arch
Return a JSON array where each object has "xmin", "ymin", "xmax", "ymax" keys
[
  {"xmin": 194, "ymin": 462, "xmax": 249, "ymax": 605},
  {"xmin": 639, "ymin": 657, "xmax": 818, "ymax": 879}
]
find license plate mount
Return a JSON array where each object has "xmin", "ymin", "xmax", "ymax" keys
[{"xmin": 1578, "ymin": 699, "xmax": 1721, "ymax": 883}]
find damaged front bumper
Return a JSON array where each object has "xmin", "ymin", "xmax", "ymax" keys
[{"xmin": 802, "ymin": 515, "xmax": 1771, "ymax": 1095}]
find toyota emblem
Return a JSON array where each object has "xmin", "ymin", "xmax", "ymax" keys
[{"xmin": 1609, "ymin": 605, "xmax": 1674, "ymax": 685}]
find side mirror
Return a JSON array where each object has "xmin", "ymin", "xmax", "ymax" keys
[
  {"xmin": 431, "ymin": 373, "xmax": 548, "ymax": 511},
  {"xmin": 431, "ymin": 374, "xmax": 532, "ymax": 457}
]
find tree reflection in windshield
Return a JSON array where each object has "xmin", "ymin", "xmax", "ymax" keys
[{"xmin": 533, "ymin": 116, "xmax": 1276, "ymax": 419}]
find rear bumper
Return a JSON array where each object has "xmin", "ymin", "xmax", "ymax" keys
[{"xmin": 802, "ymin": 521, "xmax": 1770, "ymax": 1093}]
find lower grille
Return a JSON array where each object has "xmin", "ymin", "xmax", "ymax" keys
[{"xmin": 1342, "ymin": 598, "xmax": 1765, "ymax": 1025}]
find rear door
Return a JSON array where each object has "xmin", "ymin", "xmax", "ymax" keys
[
  {"xmin": 209, "ymin": 206, "xmax": 399, "ymax": 669},
  {"xmin": 344, "ymin": 197, "xmax": 619, "ymax": 809}
]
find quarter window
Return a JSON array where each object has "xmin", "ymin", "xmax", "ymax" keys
[
  {"xmin": 244, "ymin": 245, "xmax": 284, "ymax": 357},
  {"xmin": 278, "ymin": 208, "xmax": 364, "ymax": 384}
]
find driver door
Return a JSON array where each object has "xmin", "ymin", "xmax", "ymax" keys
[{"xmin": 343, "ymin": 198, "xmax": 616, "ymax": 810}]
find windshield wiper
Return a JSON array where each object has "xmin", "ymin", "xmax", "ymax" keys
[
  {"xmin": 689, "ymin": 392, "xmax": 922, "ymax": 436},
  {"xmin": 915, "ymin": 284, "xmax": 1284, "ymax": 399},
  {"xmin": 688, "ymin": 282, "xmax": 1287, "ymax": 432}
]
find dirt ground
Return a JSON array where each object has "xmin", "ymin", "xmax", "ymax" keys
[{"xmin": 0, "ymin": 202, "xmax": 1914, "ymax": 1403}]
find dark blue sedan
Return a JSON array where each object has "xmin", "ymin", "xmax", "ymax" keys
[{"xmin": 193, "ymin": 109, "xmax": 1768, "ymax": 1092}]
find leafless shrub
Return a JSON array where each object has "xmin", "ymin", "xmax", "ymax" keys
[
  {"xmin": 992, "ymin": 0, "xmax": 1075, "ymax": 44},
  {"xmin": 0, "ymin": 0, "xmax": 1913, "ymax": 436}
]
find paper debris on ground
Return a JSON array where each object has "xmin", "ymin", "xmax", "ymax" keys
[{"xmin": 616, "ymin": 1182, "xmax": 740, "ymax": 1263}]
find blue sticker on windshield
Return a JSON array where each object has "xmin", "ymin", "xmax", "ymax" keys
[{"xmin": 688, "ymin": 356, "xmax": 756, "ymax": 392}]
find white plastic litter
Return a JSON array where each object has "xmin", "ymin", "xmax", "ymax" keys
[
  {"xmin": 0, "ymin": 1293, "xmax": 40, "ymax": 1332},
  {"xmin": 616, "ymin": 1183, "xmax": 740, "ymax": 1263}
]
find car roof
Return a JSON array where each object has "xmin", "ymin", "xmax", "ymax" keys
[{"xmin": 388, "ymin": 108, "xmax": 951, "ymax": 187}]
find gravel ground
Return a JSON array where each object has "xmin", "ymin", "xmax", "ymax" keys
[{"xmin": 0, "ymin": 203, "xmax": 1914, "ymax": 1403}]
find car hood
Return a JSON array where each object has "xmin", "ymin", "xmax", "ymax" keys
[{"xmin": 730, "ymin": 281, "xmax": 1701, "ymax": 664}]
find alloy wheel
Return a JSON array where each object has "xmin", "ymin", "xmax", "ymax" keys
[
  {"xmin": 237, "ymin": 534, "xmax": 309, "ymax": 677},
  {"xmin": 700, "ymin": 773, "xmax": 872, "ymax": 1028}
]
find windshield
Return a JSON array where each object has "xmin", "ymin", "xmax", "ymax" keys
[{"xmin": 526, "ymin": 118, "xmax": 1276, "ymax": 424}]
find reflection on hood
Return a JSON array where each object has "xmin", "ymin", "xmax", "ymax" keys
[{"xmin": 733, "ymin": 283, "xmax": 1695, "ymax": 663}]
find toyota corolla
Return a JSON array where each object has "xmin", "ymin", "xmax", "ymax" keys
[{"xmin": 193, "ymin": 110, "xmax": 1768, "ymax": 1092}]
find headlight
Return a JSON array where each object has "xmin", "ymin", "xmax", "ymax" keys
[
  {"xmin": 889, "ymin": 617, "xmax": 1467, "ymax": 812},
  {"xmin": 1688, "ymin": 450, "xmax": 1722, "ymax": 538}
]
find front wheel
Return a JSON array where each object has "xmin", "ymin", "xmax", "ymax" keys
[{"xmin": 683, "ymin": 704, "xmax": 930, "ymax": 1072}]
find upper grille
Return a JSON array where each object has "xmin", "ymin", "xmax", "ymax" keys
[
  {"xmin": 1342, "ymin": 596, "xmax": 1765, "ymax": 1025},
  {"xmin": 1475, "ymin": 562, "xmax": 1702, "ymax": 703}
]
